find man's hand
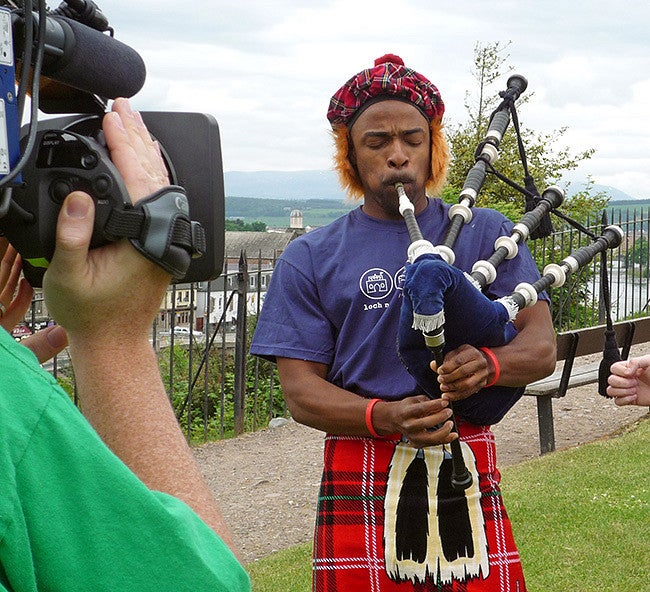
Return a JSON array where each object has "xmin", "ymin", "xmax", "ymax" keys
[
  {"xmin": 431, "ymin": 344, "xmax": 492, "ymax": 402},
  {"xmin": 43, "ymin": 98, "xmax": 171, "ymax": 344},
  {"xmin": 0, "ymin": 239, "xmax": 33, "ymax": 330},
  {"xmin": 607, "ymin": 356, "xmax": 650, "ymax": 407},
  {"xmin": 378, "ymin": 395, "xmax": 457, "ymax": 448},
  {"xmin": 0, "ymin": 238, "xmax": 69, "ymax": 363}
]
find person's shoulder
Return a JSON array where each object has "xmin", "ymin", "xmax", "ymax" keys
[
  {"xmin": 466, "ymin": 204, "xmax": 514, "ymax": 234},
  {"xmin": 471, "ymin": 204, "xmax": 510, "ymax": 222},
  {"xmin": 425, "ymin": 198, "xmax": 511, "ymax": 230},
  {"xmin": 0, "ymin": 328, "xmax": 44, "ymax": 376}
]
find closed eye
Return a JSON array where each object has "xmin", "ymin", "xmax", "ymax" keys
[
  {"xmin": 363, "ymin": 133, "xmax": 390, "ymax": 149},
  {"xmin": 403, "ymin": 130, "xmax": 426, "ymax": 146}
]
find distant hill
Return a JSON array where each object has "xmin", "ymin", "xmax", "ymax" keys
[
  {"xmin": 565, "ymin": 182, "xmax": 637, "ymax": 201},
  {"xmin": 223, "ymin": 170, "xmax": 648, "ymax": 227},
  {"xmin": 225, "ymin": 195, "xmax": 355, "ymax": 228},
  {"xmin": 225, "ymin": 170, "xmax": 644, "ymax": 202}
]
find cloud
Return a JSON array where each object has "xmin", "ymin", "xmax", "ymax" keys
[{"xmin": 96, "ymin": 0, "xmax": 650, "ymax": 197}]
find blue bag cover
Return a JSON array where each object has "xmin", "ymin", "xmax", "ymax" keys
[{"xmin": 397, "ymin": 254, "xmax": 522, "ymax": 425}]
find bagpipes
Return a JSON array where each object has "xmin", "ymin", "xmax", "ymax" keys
[
  {"xmin": 382, "ymin": 77, "xmax": 625, "ymax": 586},
  {"xmin": 394, "ymin": 75, "xmax": 626, "ymax": 492}
]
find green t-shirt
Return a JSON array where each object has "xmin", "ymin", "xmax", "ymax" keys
[{"xmin": 0, "ymin": 329, "xmax": 250, "ymax": 591}]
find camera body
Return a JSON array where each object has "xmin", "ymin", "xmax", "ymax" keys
[{"xmin": 0, "ymin": 111, "xmax": 225, "ymax": 287}]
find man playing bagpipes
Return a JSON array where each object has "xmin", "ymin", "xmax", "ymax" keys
[{"xmin": 251, "ymin": 54, "xmax": 556, "ymax": 591}]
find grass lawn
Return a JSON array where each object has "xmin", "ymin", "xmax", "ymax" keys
[
  {"xmin": 247, "ymin": 415, "xmax": 649, "ymax": 591},
  {"xmin": 504, "ymin": 415, "xmax": 649, "ymax": 591}
]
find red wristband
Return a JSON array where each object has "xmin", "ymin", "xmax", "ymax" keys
[
  {"xmin": 365, "ymin": 398, "xmax": 382, "ymax": 438},
  {"xmin": 479, "ymin": 347, "xmax": 501, "ymax": 387}
]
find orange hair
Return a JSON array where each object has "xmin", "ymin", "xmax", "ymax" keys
[{"xmin": 331, "ymin": 120, "xmax": 449, "ymax": 201}]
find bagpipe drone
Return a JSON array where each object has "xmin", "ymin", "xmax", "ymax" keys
[
  {"xmin": 0, "ymin": 0, "xmax": 225, "ymax": 286},
  {"xmin": 395, "ymin": 74, "xmax": 625, "ymax": 491}
]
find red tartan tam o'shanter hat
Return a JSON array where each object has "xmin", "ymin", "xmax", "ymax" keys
[{"xmin": 327, "ymin": 53, "xmax": 445, "ymax": 129}]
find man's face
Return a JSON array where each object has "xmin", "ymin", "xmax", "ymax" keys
[{"xmin": 348, "ymin": 100, "xmax": 431, "ymax": 219}]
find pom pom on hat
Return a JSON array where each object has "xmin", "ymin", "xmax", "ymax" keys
[
  {"xmin": 327, "ymin": 54, "xmax": 445, "ymax": 128},
  {"xmin": 375, "ymin": 53, "xmax": 405, "ymax": 67}
]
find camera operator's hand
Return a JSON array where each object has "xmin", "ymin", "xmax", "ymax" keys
[
  {"xmin": 0, "ymin": 238, "xmax": 69, "ymax": 363},
  {"xmin": 43, "ymin": 97, "xmax": 171, "ymax": 343},
  {"xmin": 39, "ymin": 98, "xmax": 239, "ymax": 555}
]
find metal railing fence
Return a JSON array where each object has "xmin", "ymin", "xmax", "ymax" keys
[
  {"xmin": 529, "ymin": 208, "xmax": 650, "ymax": 330},
  {"xmin": 37, "ymin": 206, "xmax": 650, "ymax": 443}
]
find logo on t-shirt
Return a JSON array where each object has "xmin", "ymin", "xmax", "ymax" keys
[
  {"xmin": 395, "ymin": 266, "xmax": 406, "ymax": 291},
  {"xmin": 360, "ymin": 268, "xmax": 393, "ymax": 300},
  {"xmin": 359, "ymin": 267, "xmax": 406, "ymax": 301}
]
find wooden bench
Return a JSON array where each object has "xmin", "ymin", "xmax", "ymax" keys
[{"xmin": 524, "ymin": 316, "xmax": 650, "ymax": 454}]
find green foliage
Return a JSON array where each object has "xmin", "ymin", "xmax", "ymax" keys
[
  {"xmin": 56, "ymin": 368, "xmax": 76, "ymax": 400},
  {"xmin": 560, "ymin": 178, "xmax": 610, "ymax": 225},
  {"xmin": 445, "ymin": 42, "xmax": 612, "ymax": 331},
  {"xmin": 529, "ymin": 217, "xmax": 607, "ymax": 331},
  {"xmin": 225, "ymin": 218, "xmax": 268, "ymax": 232},
  {"xmin": 629, "ymin": 234, "xmax": 649, "ymax": 267},
  {"xmin": 157, "ymin": 338, "xmax": 285, "ymax": 444}
]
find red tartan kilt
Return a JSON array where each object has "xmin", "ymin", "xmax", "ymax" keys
[{"xmin": 312, "ymin": 422, "xmax": 526, "ymax": 592}]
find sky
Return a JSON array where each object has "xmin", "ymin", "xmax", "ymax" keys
[{"xmin": 87, "ymin": 0, "xmax": 650, "ymax": 199}]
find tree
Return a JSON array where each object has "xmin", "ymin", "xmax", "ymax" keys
[
  {"xmin": 444, "ymin": 42, "xmax": 608, "ymax": 223},
  {"xmin": 225, "ymin": 218, "xmax": 268, "ymax": 232}
]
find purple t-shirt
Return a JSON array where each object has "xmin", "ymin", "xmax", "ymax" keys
[{"xmin": 250, "ymin": 198, "xmax": 545, "ymax": 402}]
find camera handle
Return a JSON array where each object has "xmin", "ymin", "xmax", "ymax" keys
[{"xmin": 104, "ymin": 186, "xmax": 206, "ymax": 279}]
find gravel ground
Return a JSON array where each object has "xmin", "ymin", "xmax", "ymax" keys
[{"xmin": 193, "ymin": 348, "xmax": 650, "ymax": 565}]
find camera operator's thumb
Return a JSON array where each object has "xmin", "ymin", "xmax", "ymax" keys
[
  {"xmin": 43, "ymin": 191, "xmax": 97, "ymax": 335},
  {"xmin": 51, "ymin": 192, "xmax": 95, "ymax": 275}
]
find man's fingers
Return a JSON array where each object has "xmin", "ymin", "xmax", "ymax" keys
[
  {"xmin": 0, "ymin": 278, "xmax": 34, "ymax": 331},
  {"xmin": 613, "ymin": 394, "xmax": 639, "ymax": 407},
  {"xmin": 103, "ymin": 99, "xmax": 169, "ymax": 201},
  {"xmin": 21, "ymin": 325, "xmax": 68, "ymax": 364},
  {"xmin": 406, "ymin": 420, "xmax": 458, "ymax": 448}
]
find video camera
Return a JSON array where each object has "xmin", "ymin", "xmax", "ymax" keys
[{"xmin": 0, "ymin": 0, "xmax": 224, "ymax": 286}]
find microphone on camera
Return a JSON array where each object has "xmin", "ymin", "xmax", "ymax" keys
[{"xmin": 12, "ymin": 12, "xmax": 146, "ymax": 101}]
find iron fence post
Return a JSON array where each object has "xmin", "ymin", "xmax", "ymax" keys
[{"xmin": 234, "ymin": 251, "xmax": 249, "ymax": 435}]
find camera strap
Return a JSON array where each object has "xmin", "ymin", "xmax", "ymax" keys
[{"xmin": 103, "ymin": 185, "xmax": 206, "ymax": 279}]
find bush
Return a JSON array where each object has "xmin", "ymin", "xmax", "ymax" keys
[{"xmin": 158, "ymin": 342, "xmax": 285, "ymax": 443}]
